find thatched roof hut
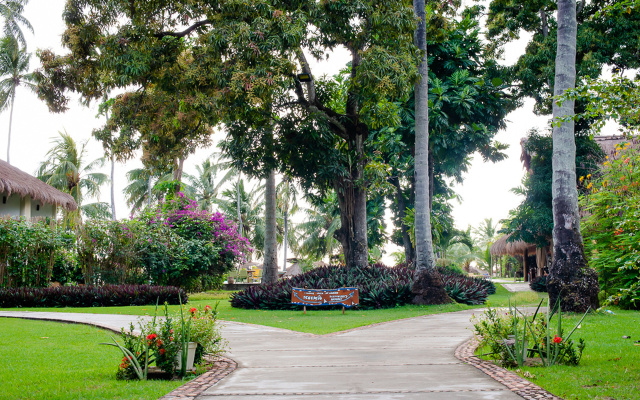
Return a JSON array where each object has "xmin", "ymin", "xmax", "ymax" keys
[
  {"xmin": 284, "ymin": 261, "xmax": 302, "ymax": 277},
  {"xmin": 0, "ymin": 160, "xmax": 77, "ymax": 210},
  {"xmin": 490, "ymin": 233, "xmax": 536, "ymax": 256}
]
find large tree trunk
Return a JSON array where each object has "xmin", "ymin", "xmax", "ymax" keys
[
  {"xmin": 236, "ymin": 171, "xmax": 243, "ymax": 237},
  {"xmin": 391, "ymin": 176, "xmax": 415, "ymax": 266},
  {"xmin": 411, "ymin": 0, "xmax": 451, "ymax": 305},
  {"xmin": 262, "ymin": 170, "xmax": 279, "ymax": 284},
  {"xmin": 549, "ymin": 0, "xmax": 599, "ymax": 313},
  {"xmin": 283, "ymin": 209, "xmax": 288, "ymax": 272},
  {"xmin": 173, "ymin": 157, "xmax": 185, "ymax": 193},
  {"xmin": 110, "ymin": 155, "xmax": 116, "ymax": 220},
  {"xmin": 335, "ymin": 170, "xmax": 368, "ymax": 269}
]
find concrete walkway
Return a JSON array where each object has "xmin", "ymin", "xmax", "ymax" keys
[
  {"xmin": 500, "ymin": 283, "xmax": 533, "ymax": 293},
  {"xmin": 0, "ymin": 310, "xmax": 522, "ymax": 399}
]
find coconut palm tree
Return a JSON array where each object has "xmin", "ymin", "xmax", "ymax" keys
[
  {"xmin": 549, "ymin": 0, "xmax": 599, "ymax": 312},
  {"xmin": 296, "ymin": 192, "xmax": 342, "ymax": 261},
  {"xmin": 411, "ymin": 0, "xmax": 448, "ymax": 304},
  {"xmin": 123, "ymin": 167, "xmax": 160, "ymax": 212},
  {"xmin": 184, "ymin": 158, "xmax": 235, "ymax": 212},
  {"xmin": 276, "ymin": 177, "xmax": 299, "ymax": 272},
  {"xmin": 0, "ymin": 35, "xmax": 35, "ymax": 164},
  {"xmin": 0, "ymin": 1, "xmax": 32, "ymax": 48},
  {"xmin": 473, "ymin": 218, "xmax": 500, "ymax": 276},
  {"xmin": 218, "ymin": 179, "xmax": 265, "ymax": 259},
  {"xmin": 37, "ymin": 131, "xmax": 109, "ymax": 221}
]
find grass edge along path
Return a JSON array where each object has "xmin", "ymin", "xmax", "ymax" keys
[
  {"xmin": 0, "ymin": 318, "xmax": 185, "ymax": 400},
  {"xmin": 0, "ymin": 284, "xmax": 547, "ymax": 335},
  {"xmin": 474, "ymin": 309, "xmax": 640, "ymax": 400}
]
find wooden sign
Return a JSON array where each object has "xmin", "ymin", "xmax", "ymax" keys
[{"xmin": 291, "ymin": 287, "xmax": 359, "ymax": 308}]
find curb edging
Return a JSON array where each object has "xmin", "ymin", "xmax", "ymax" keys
[
  {"xmin": 159, "ymin": 356, "xmax": 237, "ymax": 400},
  {"xmin": 454, "ymin": 338, "xmax": 562, "ymax": 400}
]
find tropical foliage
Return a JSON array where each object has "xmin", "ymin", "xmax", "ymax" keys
[
  {"xmin": 37, "ymin": 131, "xmax": 110, "ymax": 221},
  {"xmin": 79, "ymin": 194, "xmax": 251, "ymax": 290},
  {"xmin": 230, "ymin": 264, "xmax": 494, "ymax": 310},
  {"xmin": 0, "ymin": 34, "xmax": 36, "ymax": 163},
  {"xmin": 0, "ymin": 217, "xmax": 74, "ymax": 287},
  {"xmin": 0, "ymin": 194, "xmax": 251, "ymax": 291},
  {"xmin": 581, "ymin": 142, "xmax": 640, "ymax": 309},
  {"xmin": 0, "ymin": 284, "xmax": 186, "ymax": 308},
  {"xmin": 501, "ymin": 130, "xmax": 605, "ymax": 247}
]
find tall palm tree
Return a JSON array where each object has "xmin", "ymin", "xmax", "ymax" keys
[
  {"xmin": 276, "ymin": 177, "xmax": 299, "ymax": 272},
  {"xmin": 37, "ymin": 131, "xmax": 110, "ymax": 221},
  {"xmin": 435, "ymin": 226, "xmax": 474, "ymax": 262},
  {"xmin": 296, "ymin": 192, "xmax": 342, "ymax": 261},
  {"xmin": 473, "ymin": 218, "xmax": 500, "ymax": 276},
  {"xmin": 411, "ymin": 0, "xmax": 448, "ymax": 304},
  {"xmin": 0, "ymin": 1, "xmax": 32, "ymax": 48},
  {"xmin": 0, "ymin": 35, "xmax": 35, "ymax": 164},
  {"xmin": 218, "ymin": 179, "xmax": 265, "ymax": 259},
  {"xmin": 123, "ymin": 167, "xmax": 164, "ymax": 213},
  {"xmin": 184, "ymin": 158, "xmax": 235, "ymax": 212},
  {"xmin": 549, "ymin": 0, "xmax": 599, "ymax": 312}
]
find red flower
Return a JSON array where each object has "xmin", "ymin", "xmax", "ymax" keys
[
  {"xmin": 146, "ymin": 333, "xmax": 157, "ymax": 341},
  {"xmin": 204, "ymin": 305, "xmax": 212, "ymax": 312},
  {"xmin": 189, "ymin": 307, "xmax": 197, "ymax": 315},
  {"xmin": 159, "ymin": 348, "xmax": 166, "ymax": 355},
  {"xmin": 553, "ymin": 335, "xmax": 562, "ymax": 344},
  {"xmin": 156, "ymin": 339, "xmax": 163, "ymax": 347}
]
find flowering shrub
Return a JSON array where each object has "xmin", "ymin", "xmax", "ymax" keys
[
  {"xmin": 472, "ymin": 304, "xmax": 586, "ymax": 368},
  {"xmin": 177, "ymin": 303, "xmax": 225, "ymax": 364},
  {"xmin": 114, "ymin": 302, "xmax": 225, "ymax": 379},
  {"xmin": 581, "ymin": 142, "xmax": 640, "ymax": 309},
  {"xmin": 78, "ymin": 194, "xmax": 251, "ymax": 290}
]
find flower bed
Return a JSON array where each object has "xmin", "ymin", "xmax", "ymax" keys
[{"xmin": 230, "ymin": 264, "xmax": 496, "ymax": 309}]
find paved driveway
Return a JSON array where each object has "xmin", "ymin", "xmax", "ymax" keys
[{"xmin": 0, "ymin": 310, "xmax": 522, "ymax": 399}]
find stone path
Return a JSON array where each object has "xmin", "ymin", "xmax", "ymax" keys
[
  {"xmin": 0, "ymin": 310, "xmax": 527, "ymax": 399},
  {"xmin": 501, "ymin": 283, "xmax": 533, "ymax": 293}
]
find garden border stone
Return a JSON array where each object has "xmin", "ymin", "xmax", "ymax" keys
[
  {"xmin": 159, "ymin": 355, "xmax": 237, "ymax": 400},
  {"xmin": 454, "ymin": 337, "xmax": 562, "ymax": 400}
]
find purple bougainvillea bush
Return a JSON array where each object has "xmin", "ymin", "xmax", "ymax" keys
[{"xmin": 78, "ymin": 194, "xmax": 252, "ymax": 290}]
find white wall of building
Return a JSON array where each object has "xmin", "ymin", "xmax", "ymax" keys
[
  {"xmin": 0, "ymin": 192, "xmax": 56, "ymax": 218},
  {"xmin": 0, "ymin": 192, "xmax": 22, "ymax": 217}
]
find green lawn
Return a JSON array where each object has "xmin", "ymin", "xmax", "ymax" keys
[
  {"xmin": 516, "ymin": 309, "xmax": 640, "ymax": 400},
  {"xmin": 0, "ymin": 318, "xmax": 185, "ymax": 400},
  {"xmin": 0, "ymin": 284, "xmax": 544, "ymax": 335}
]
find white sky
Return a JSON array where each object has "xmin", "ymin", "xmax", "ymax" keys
[{"xmin": 2, "ymin": 1, "xmax": 617, "ymax": 265}]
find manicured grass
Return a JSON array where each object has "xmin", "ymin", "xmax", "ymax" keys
[
  {"xmin": 516, "ymin": 309, "xmax": 640, "ymax": 400},
  {"xmin": 485, "ymin": 283, "xmax": 548, "ymax": 308},
  {"xmin": 1, "ymin": 284, "xmax": 541, "ymax": 334},
  {"xmin": 0, "ymin": 319, "xmax": 185, "ymax": 400}
]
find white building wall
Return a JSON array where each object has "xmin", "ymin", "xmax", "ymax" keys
[
  {"xmin": 0, "ymin": 192, "xmax": 22, "ymax": 217},
  {"xmin": 30, "ymin": 199, "xmax": 55, "ymax": 218},
  {"xmin": 0, "ymin": 193, "xmax": 56, "ymax": 218}
]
